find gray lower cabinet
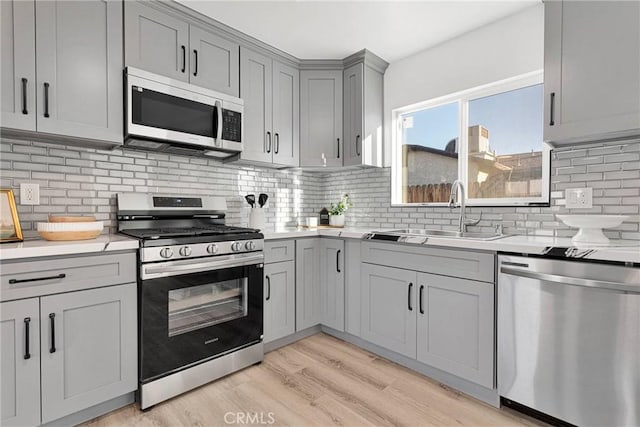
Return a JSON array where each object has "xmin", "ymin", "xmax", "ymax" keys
[
  {"xmin": 344, "ymin": 240, "xmax": 362, "ymax": 337},
  {"xmin": 263, "ymin": 261, "xmax": 296, "ymax": 343},
  {"xmin": 320, "ymin": 239, "xmax": 344, "ymax": 331},
  {"xmin": 544, "ymin": 0, "xmax": 640, "ymax": 144},
  {"xmin": 1, "ymin": 298, "xmax": 40, "ymax": 427},
  {"xmin": 416, "ymin": 273, "xmax": 494, "ymax": 388},
  {"xmin": 299, "ymin": 70, "xmax": 343, "ymax": 167},
  {"xmin": 361, "ymin": 264, "xmax": 417, "ymax": 358},
  {"xmin": 295, "ymin": 239, "xmax": 322, "ymax": 330},
  {"xmin": 39, "ymin": 283, "xmax": 137, "ymax": 424},
  {"xmin": 1, "ymin": 0, "xmax": 123, "ymax": 144},
  {"xmin": 189, "ymin": 25, "xmax": 239, "ymax": 97},
  {"xmin": 1, "ymin": 0, "xmax": 36, "ymax": 132}
]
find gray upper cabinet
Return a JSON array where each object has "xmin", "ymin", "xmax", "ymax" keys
[
  {"xmin": 416, "ymin": 273, "xmax": 494, "ymax": 389},
  {"xmin": 40, "ymin": 283, "xmax": 137, "ymax": 424},
  {"xmin": 320, "ymin": 239, "xmax": 345, "ymax": 332},
  {"xmin": 295, "ymin": 238, "xmax": 322, "ymax": 330},
  {"xmin": 263, "ymin": 261, "xmax": 296, "ymax": 343},
  {"xmin": 544, "ymin": 0, "xmax": 640, "ymax": 145},
  {"xmin": 189, "ymin": 26, "xmax": 239, "ymax": 96},
  {"xmin": 361, "ymin": 263, "xmax": 417, "ymax": 359},
  {"xmin": 300, "ymin": 70, "xmax": 343, "ymax": 167},
  {"xmin": 1, "ymin": 298, "xmax": 40, "ymax": 427},
  {"xmin": 35, "ymin": 0, "xmax": 123, "ymax": 144},
  {"xmin": 1, "ymin": 0, "xmax": 36, "ymax": 132},
  {"xmin": 343, "ymin": 61, "xmax": 384, "ymax": 167},
  {"xmin": 125, "ymin": 1, "xmax": 190, "ymax": 82},
  {"xmin": 239, "ymin": 47, "xmax": 299, "ymax": 167}
]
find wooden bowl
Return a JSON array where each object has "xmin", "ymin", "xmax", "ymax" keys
[
  {"xmin": 38, "ymin": 230, "xmax": 102, "ymax": 241},
  {"xmin": 48, "ymin": 215, "xmax": 96, "ymax": 223}
]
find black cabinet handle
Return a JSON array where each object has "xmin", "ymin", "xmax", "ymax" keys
[
  {"xmin": 549, "ymin": 92, "xmax": 555, "ymax": 126},
  {"xmin": 193, "ymin": 49, "xmax": 198, "ymax": 76},
  {"xmin": 49, "ymin": 313, "xmax": 56, "ymax": 353},
  {"xmin": 24, "ymin": 317, "xmax": 31, "ymax": 360},
  {"xmin": 274, "ymin": 133, "xmax": 279, "ymax": 154},
  {"xmin": 419, "ymin": 285, "xmax": 424, "ymax": 314},
  {"xmin": 356, "ymin": 135, "xmax": 361, "ymax": 156},
  {"xmin": 336, "ymin": 249, "xmax": 341, "ymax": 273},
  {"xmin": 266, "ymin": 131, "xmax": 272, "ymax": 153},
  {"xmin": 21, "ymin": 78, "xmax": 28, "ymax": 114},
  {"xmin": 9, "ymin": 273, "xmax": 66, "ymax": 285},
  {"xmin": 265, "ymin": 275, "xmax": 271, "ymax": 301},
  {"xmin": 181, "ymin": 45, "xmax": 186, "ymax": 73},
  {"xmin": 43, "ymin": 82, "xmax": 50, "ymax": 118},
  {"xmin": 336, "ymin": 138, "xmax": 340, "ymax": 159},
  {"xmin": 408, "ymin": 282, "xmax": 413, "ymax": 311}
]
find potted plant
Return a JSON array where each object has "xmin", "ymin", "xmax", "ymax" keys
[{"xmin": 328, "ymin": 194, "xmax": 351, "ymax": 227}]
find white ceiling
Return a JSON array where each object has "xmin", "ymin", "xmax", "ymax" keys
[{"xmin": 176, "ymin": 1, "xmax": 539, "ymax": 63}]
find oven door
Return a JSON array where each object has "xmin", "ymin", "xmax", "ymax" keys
[{"xmin": 139, "ymin": 254, "xmax": 263, "ymax": 383}]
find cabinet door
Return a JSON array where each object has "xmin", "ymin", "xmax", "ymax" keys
[
  {"xmin": 295, "ymin": 239, "xmax": 322, "ymax": 330},
  {"xmin": 361, "ymin": 264, "xmax": 416, "ymax": 358},
  {"xmin": 264, "ymin": 261, "xmax": 296, "ymax": 343},
  {"xmin": 272, "ymin": 61, "xmax": 300, "ymax": 167},
  {"xmin": 343, "ymin": 63, "xmax": 363, "ymax": 166},
  {"xmin": 544, "ymin": 1, "xmax": 640, "ymax": 144},
  {"xmin": 1, "ymin": 299, "xmax": 40, "ymax": 427},
  {"xmin": 416, "ymin": 273, "xmax": 494, "ymax": 388},
  {"xmin": 35, "ymin": 0, "xmax": 123, "ymax": 143},
  {"xmin": 240, "ymin": 47, "xmax": 273, "ymax": 164},
  {"xmin": 300, "ymin": 70, "xmax": 343, "ymax": 167},
  {"xmin": 320, "ymin": 239, "xmax": 345, "ymax": 331},
  {"xmin": 40, "ymin": 283, "xmax": 137, "ymax": 424},
  {"xmin": 189, "ymin": 26, "xmax": 239, "ymax": 97},
  {"xmin": 124, "ymin": 1, "xmax": 189, "ymax": 81},
  {"xmin": 0, "ymin": 0, "xmax": 36, "ymax": 131},
  {"xmin": 344, "ymin": 240, "xmax": 362, "ymax": 337}
]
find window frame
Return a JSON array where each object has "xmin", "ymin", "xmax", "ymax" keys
[{"xmin": 391, "ymin": 70, "xmax": 550, "ymax": 207}]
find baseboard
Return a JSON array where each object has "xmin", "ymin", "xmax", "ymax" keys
[
  {"xmin": 264, "ymin": 325, "xmax": 322, "ymax": 353},
  {"xmin": 320, "ymin": 326, "xmax": 500, "ymax": 408},
  {"xmin": 42, "ymin": 392, "xmax": 135, "ymax": 427}
]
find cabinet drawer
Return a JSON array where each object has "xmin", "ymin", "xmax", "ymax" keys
[
  {"xmin": 361, "ymin": 241, "xmax": 494, "ymax": 283},
  {"xmin": 1, "ymin": 252, "xmax": 136, "ymax": 302},
  {"xmin": 264, "ymin": 240, "xmax": 295, "ymax": 264}
]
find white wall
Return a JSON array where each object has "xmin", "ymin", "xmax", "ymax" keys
[{"xmin": 383, "ymin": 3, "xmax": 544, "ymax": 164}]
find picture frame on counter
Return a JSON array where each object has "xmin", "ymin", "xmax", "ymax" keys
[{"xmin": 0, "ymin": 189, "xmax": 23, "ymax": 243}]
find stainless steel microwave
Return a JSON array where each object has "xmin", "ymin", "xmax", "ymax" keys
[{"xmin": 125, "ymin": 67, "xmax": 243, "ymax": 158}]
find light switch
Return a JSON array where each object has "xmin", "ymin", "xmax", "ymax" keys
[{"xmin": 565, "ymin": 187, "xmax": 592, "ymax": 209}]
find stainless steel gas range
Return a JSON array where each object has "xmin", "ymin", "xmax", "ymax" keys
[{"xmin": 116, "ymin": 193, "xmax": 264, "ymax": 410}]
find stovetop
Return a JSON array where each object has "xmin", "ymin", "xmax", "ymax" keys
[{"xmin": 119, "ymin": 225, "xmax": 259, "ymax": 240}]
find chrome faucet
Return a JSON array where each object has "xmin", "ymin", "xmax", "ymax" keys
[{"xmin": 448, "ymin": 180, "xmax": 481, "ymax": 233}]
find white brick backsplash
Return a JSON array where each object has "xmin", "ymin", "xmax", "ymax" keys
[{"xmin": 1, "ymin": 137, "xmax": 639, "ymax": 240}]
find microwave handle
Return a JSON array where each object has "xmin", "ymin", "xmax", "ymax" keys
[{"xmin": 214, "ymin": 100, "xmax": 223, "ymax": 142}]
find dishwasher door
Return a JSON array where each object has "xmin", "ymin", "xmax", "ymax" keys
[{"xmin": 498, "ymin": 255, "xmax": 640, "ymax": 427}]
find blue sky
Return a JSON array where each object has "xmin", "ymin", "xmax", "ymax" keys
[{"xmin": 403, "ymin": 84, "xmax": 543, "ymax": 155}]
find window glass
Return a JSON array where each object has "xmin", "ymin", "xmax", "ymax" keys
[
  {"xmin": 400, "ymin": 102, "xmax": 459, "ymax": 203},
  {"xmin": 467, "ymin": 84, "xmax": 544, "ymax": 200}
]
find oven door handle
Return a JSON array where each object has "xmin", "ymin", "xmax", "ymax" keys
[{"xmin": 143, "ymin": 253, "xmax": 264, "ymax": 279}]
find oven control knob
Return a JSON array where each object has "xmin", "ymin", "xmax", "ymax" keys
[
  {"xmin": 206, "ymin": 244, "xmax": 219, "ymax": 255},
  {"xmin": 231, "ymin": 241, "xmax": 243, "ymax": 252},
  {"xmin": 245, "ymin": 241, "xmax": 256, "ymax": 251},
  {"xmin": 179, "ymin": 246, "xmax": 192, "ymax": 257},
  {"xmin": 159, "ymin": 248, "xmax": 173, "ymax": 259}
]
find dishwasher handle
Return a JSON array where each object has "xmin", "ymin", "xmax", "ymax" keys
[{"xmin": 500, "ymin": 266, "xmax": 640, "ymax": 294}]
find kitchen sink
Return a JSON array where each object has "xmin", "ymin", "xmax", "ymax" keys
[{"xmin": 387, "ymin": 229, "xmax": 505, "ymax": 241}]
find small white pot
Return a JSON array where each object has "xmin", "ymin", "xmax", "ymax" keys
[{"xmin": 329, "ymin": 214, "xmax": 345, "ymax": 227}]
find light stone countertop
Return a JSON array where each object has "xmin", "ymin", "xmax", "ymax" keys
[
  {"xmin": 0, "ymin": 234, "xmax": 140, "ymax": 261},
  {"xmin": 262, "ymin": 227, "xmax": 640, "ymax": 264}
]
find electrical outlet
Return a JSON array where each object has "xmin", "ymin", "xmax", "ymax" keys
[
  {"xmin": 20, "ymin": 183, "xmax": 40, "ymax": 205},
  {"xmin": 565, "ymin": 187, "xmax": 592, "ymax": 209}
]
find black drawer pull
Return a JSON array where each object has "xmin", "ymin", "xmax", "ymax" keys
[
  {"xmin": 24, "ymin": 317, "xmax": 31, "ymax": 360},
  {"xmin": 549, "ymin": 92, "xmax": 555, "ymax": 126},
  {"xmin": 49, "ymin": 313, "xmax": 56, "ymax": 353},
  {"xmin": 265, "ymin": 275, "xmax": 271, "ymax": 301},
  {"xmin": 356, "ymin": 134, "xmax": 361, "ymax": 156},
  {"xmin": 336, "ymin": 249, "xmax": 341, "ymax": 273},
  {"xmin": 9, "ymin": 273, "xmax": 66, "ymax": 285},
  {"xmin": 408, "ymin": 282, "xmax": 413, "ymax": 311},
  {"xmin": 336, "ymin": 138, "xmax": 340, "ymax": 159},
  {"xmin": 419, "ymin": 285, "xmax": 424, "ymax": 314},
  {"xmin": 181, "ymin": 45, "xmax": 186, "ymax": 73},
  {"xmin": 44, "ymin": 82, "xmax": 50, "ymax": 118},
  {"xmin": 274, "ymin": 133, "xmax": 279, "ymax": 154},
  {"xmin": 193, "ymin": 49, "xmax": 198, "ymax": 76},
  {"xmin": 21, "ymin": 78, "xmax": 28, "ymax": 114}
]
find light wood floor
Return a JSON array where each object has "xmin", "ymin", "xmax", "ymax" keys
[{"xmin": 84, "ymin": 333, "xmax": 543, "ymax": 427}]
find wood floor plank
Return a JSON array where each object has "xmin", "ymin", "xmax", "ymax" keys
[{"xmin": 82, "ymin": 333, "xmax": 544, "ymax": 427}]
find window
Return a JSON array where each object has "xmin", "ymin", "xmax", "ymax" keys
[{"xmin": 392, "ymin": 72, "xmax": 550, "ymax": 206}]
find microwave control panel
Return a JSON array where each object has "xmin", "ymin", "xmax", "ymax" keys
[{"xmin": 221, "ymin": 109, "xmax": 241, "ymax": 142}]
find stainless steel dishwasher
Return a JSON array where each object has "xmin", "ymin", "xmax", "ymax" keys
[{"xmin": 498, "ymin": 255, "xmax": 639, "ymax": 427}]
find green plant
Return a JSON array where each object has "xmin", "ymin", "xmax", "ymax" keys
[{"xmin": 329, "ymin": 194, "xmax": 352, "ymax": 216}]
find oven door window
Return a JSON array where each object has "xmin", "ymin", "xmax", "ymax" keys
[{"xmin": 168, "ymin": 278, "xmax": 248, "ymax": 337}]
